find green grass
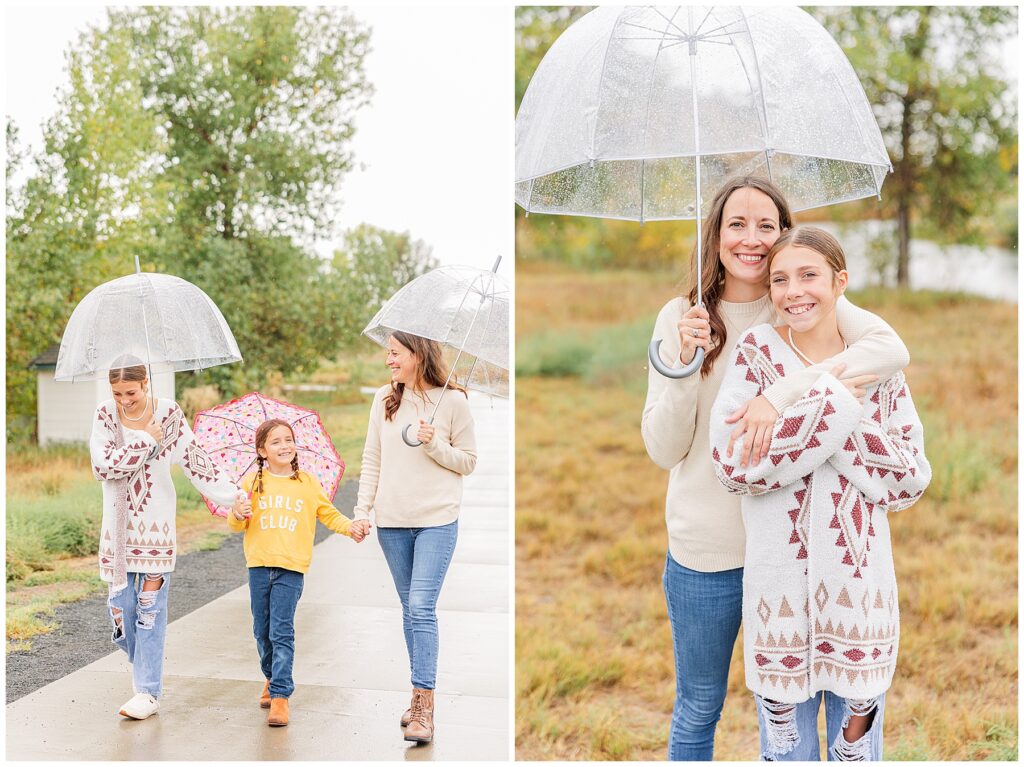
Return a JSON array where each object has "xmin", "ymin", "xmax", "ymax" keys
[
  {"xmin": 7, "ymin": 476, "xmax": 103, "ymax": 582},
  {"xmin": 515, "ymin": 314, "xmax": 656, "ymax": 387}
]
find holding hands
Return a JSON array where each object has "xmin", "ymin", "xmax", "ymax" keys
[
  {"xmin": 677, "ymin": 305, "xmax": 711, "ymax": 365},
  {"xmin": 349, "ymin": 519, "xmax": 372, "ymax": 543}
]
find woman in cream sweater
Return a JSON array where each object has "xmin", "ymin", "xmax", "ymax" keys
[{"xmin": 354, "ymin": 330, "xmax": 477, "ymax": 745}]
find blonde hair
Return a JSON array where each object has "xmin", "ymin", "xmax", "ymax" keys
[
  {"xmin": 766, "ymin": 226, "xmax": 847, "ymax": 278},
  {"xmin": 108, "ymin": 354, "xmax": 147, "ymax": 384}
]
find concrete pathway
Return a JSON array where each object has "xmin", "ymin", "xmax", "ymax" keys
[{"xmin": 7, "ymin": 393, "xmax": 510, "ymax": 761}]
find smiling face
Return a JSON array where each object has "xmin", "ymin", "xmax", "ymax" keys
[
  {"xmin": 111, "ymin": 379, "xmax": 148, "ymax": 415},
  {"xmin": 718, "ymin": 187, "xmax": 783, "ymax": 296},
  {"xmin": 387, "ymin": 335, "xmax": 420, "ymax": 387},
  {"xmin": 769, "ymin": 245, "xmax": 848, "ymax": 333},
  {"xmin": 257, "ymin": 423, "xmax": 296, "ymax": 472}
]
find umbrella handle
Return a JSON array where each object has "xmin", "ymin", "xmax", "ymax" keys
[
  {"xmin": 401, "ymin": 423, "xmax": 423, "ymax": 447},
  {"xmin": 649, "ymin": 339, "xmax": 704, "ymax": 379}
]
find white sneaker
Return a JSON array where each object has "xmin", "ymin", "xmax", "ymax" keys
[{"xmin": 119, "ymin": 693, "xmax": 160, "ymax": 720}]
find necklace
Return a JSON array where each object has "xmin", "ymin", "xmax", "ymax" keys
[{"xmin": 788, "ymin": 327, "xmax": 847, "ymax": 366}]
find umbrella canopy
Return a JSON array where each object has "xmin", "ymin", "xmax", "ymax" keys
[
  {"xmin": 515, "ymin": 5, "xmax": 891, "ymax": 378},
  {"xmin": 362, "ymin": 261, "xmax": 510, "ymax": 400},
  {"xmin": 55, "ymin": 269, "xmax": 242, "ymax": 382},
  {"xmin": 516, "ymin": 5, "xmax": 891, "ymax": 221},
  {"xmin": 192, "ymin": 392, "xmax": 345, "ymax": 517}
]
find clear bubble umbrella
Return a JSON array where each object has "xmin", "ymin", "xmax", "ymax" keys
[
  {"xmin": 362, "ymin": 257, "xmax": 509, "ymax": 446},
  {"xmin": 55, "ymin": 258, "xmax": 242, "ymax": 390},
  {"xmin": 515, "ymin": 5, "xmax": 892, "ymax": 378}
]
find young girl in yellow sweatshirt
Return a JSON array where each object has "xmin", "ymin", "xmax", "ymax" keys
[{"xmin": 228, "ymin": 418, "xmax": 371, "ymax": 726}]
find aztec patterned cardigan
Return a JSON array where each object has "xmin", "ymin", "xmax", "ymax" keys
[
  {"xmin": 91, "ymin": 398, "xmax": 238, "ymax": 589},
  {"xmin": 709, "ymin": 325, "xmax": 931, "ymax": 704}
]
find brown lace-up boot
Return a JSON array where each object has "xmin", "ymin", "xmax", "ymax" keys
[
  {"xmin": 260, "ymin": 680, "xmax": 272, "ymax": 709},
  {"xmin": 403, "ymin": 688, "xmax": 434, "ymax": 743},
  {"xmin": 400, "ymin": 690, "xmax": 415, "ymax": 727}
]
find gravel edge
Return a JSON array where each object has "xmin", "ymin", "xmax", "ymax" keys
[{"xmin": 5, "ymin": 482, "xmax": 357, "ymax": 704}]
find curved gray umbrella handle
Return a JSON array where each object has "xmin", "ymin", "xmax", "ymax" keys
[
  {"xmin": 401, "ymin": 424, "xmax": 422, "ymax": 447},
  {"xmin": 649, "ymin": 339, "xmax": 704, "ymax": 379}
]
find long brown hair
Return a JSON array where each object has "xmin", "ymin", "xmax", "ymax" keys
[
  {"xmin": 686, "ymin": 176, "xmax": 793, "ymax": 375},
  {"xmin": 383, "ymin": 331, "xmax": 467, "ymax": 422},
  {"xmin": 252, "ymin": 419, "xmax": 300, "ymax": 495}
]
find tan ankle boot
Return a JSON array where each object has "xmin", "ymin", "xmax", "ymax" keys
[
  {"xmin": 400, "ymin": 689, "xmax": 415, "ymax": 727},
  {"xmin": 260, "ymin": 680, "xmax": 272, "ymax": 709},
  {"xmin": 404, "ymin": 688, "xmax": 434, "ymax": 743},
  {"xmin": 268, "ymin": 697, "xmax": 289, "ymax": 726}
]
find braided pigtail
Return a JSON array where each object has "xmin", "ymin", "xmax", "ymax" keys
[
  {"xmin": 256, "ymin": 456, "xmax": 265, "ymax": 496},
  {"xmin": 290, "ymin": 454, "xmax": 300, "ymax": 481}
]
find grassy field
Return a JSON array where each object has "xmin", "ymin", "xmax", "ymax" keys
[
  {"xmin": 515, "ymin": 260, "xmax": 1018, "ymax": 760},
  {"xmin": 6, "ymin": 348, "xmax": 392, "ymax": 652}
]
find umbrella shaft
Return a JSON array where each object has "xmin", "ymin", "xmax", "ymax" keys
[{"xmin": 689, "ymin": 7, "xmax": 703, "ymax": 309}]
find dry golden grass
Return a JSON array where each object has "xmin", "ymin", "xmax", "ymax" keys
[{"xmin": 515, "ymin": 262, "xmax": 1017, "ymax": 760}]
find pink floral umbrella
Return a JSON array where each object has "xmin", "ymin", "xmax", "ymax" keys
[{"xmin": 193, "ymin": 392, "xmax": 345, "ymax": 517}]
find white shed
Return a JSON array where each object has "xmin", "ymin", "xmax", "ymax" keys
[{"xmin": 29, "ymin": 344, "xmax": 175, "ymax": 446}]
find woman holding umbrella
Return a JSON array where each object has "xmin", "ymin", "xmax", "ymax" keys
[
  {"xmin": 91, "ymin": 355, "xmax": 244, "ymax": 720},
  {"xmin": 353, "ymin": 330, "xmax": 478, "ymax": 745},
  {"xmin": 641, "ymin": 177, "xmax": 910, "ymax": 760}
]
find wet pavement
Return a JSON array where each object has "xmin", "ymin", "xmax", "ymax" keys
[{"xmin": 6, "ymin": 393, "xmax": 510, "ymax": 761}]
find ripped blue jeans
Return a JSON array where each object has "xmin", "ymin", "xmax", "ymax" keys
[
  {"xmin": 107, "ymin": 572, "xmax": 171, "ymax": 698},
  {"xmin": 756, "ymin": 691, "xmax": 886, "ymax": 761}
]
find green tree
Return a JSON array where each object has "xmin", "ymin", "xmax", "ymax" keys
[
  {"xmin": 6, "ymin": 7, "xmax": 373, "ymax": 439},
  {"xmin": 811, "ymin": 6, "xmax": 1018, "ymax": 287},
  {"xmin": 326, "ymin": 224, "xmax": 439, "ymax": 345}
]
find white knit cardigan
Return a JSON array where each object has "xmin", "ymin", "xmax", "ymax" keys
[
  {"xmin": 709, "ymin": 325, "xmax": 931, "ymax": 703},
  {"xmin": 91, "ymin": 398, "xmax": 238, "ymax": 585}
]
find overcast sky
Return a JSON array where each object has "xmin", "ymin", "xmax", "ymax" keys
[{"xmin": 4, "ymin": 4, "xmax": 512, "ymax": 273}]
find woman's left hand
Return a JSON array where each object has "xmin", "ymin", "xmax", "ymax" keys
[
  {"xmin": 417, "ymin": 420, "xmax": 435, "ymax": 445},
  {"xmin": 725, "ymin": 395, "xmax": 779, "ymax": 467}
]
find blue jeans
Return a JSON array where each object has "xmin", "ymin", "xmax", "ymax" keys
[
  {"xmin": 377, "ymin": 521, "xmax": 458, "ymax": 690},
  {"xmin": 107, "ymin": 572, "xmax": 171, "ymax": 698},
  {"xmin": 663, "ymin": 553, "xmax": 743, "ymax": 761},
  {"xmin": 248, "ymin": 566, "xmax": 304, "ymax": 699},
  {"xmin": 755, "ymin": 691, "xmax": 886, "ymax": 761}
]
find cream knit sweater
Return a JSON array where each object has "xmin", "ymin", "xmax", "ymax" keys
[
  {"xmin": 641, "ymin": 295, "xmax": 909, "ymax": 572},
  {"xmin": 354, "ymin": 385, "xmax": 477, "ymax": 528},
  {"xmin": 709, "ymin": 324, "xmax": 930, "ymax": 702}
]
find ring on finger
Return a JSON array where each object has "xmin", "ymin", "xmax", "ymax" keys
[{"xmin": 692, "ymin": 328, "xmax": 700, "ymax": 337}]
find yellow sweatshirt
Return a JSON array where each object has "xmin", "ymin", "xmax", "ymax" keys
[{"xmin": 228, "ymin": 470, "xmax": 352, "ymax": 573}]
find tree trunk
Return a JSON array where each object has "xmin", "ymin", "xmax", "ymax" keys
[
  {"xmin": 896, "ymin": 89, "xmax": 915, "ymax": 289},
  {"xmin": 896, "ymin": 197, "xmax": 910, "ymax": 288}
]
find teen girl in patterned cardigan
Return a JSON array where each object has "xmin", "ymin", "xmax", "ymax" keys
[
  {"xmin": 709, "ymin": 227, "xmax": 931, "ymax": 760},
  {"xmin": 91, "ymin": 356, "xmax": 245, "ymax": 721}
]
